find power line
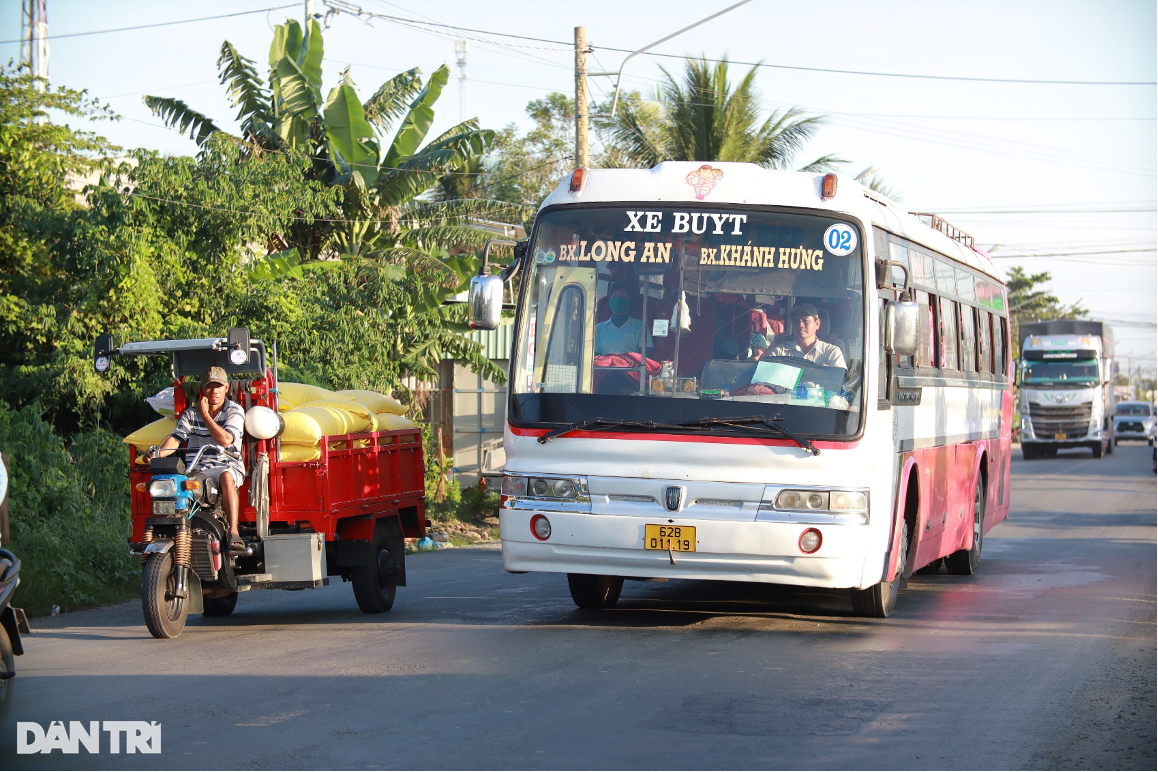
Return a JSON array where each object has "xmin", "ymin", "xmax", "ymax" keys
[
  {"xmin": 321, "ymin": 4, "xmax": 1157, "ymax": 86},
  {"xmin": 0, "ymin": 5, "xmax": 299, "ymax": 45}
]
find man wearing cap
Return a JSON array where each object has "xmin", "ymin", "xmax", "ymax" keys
[
  {"xmin": 764, "ymin": 303, "xmax": 847, "ymax": 368},
  {"xmin": 148, "ymin": 367, "xmax": 247, "ymax": 550}
]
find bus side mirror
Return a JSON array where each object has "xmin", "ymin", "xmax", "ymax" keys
[
  {"xmin": 94, "ymin": 334, "xmax": 114, "ymax": 373},
  {"xmin": 468, "ymin": 275, "xmax": 504, "ymax": 330},
  {"xmin": 885, "ymin": 300, "xmax": 920, "ymax": 357}
]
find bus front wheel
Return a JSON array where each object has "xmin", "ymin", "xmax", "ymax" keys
[
  {"xmin": 850, "ymin": 521, "xmax": 907, "ymax": 618},
  {"xmin": 567, "ymin": 574, "xmax": 623, "ymax": 609}
]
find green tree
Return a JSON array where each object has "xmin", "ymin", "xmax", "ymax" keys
[
  {"xmin": 1006, "ymin": 266, "xmax": 1089, "ymax": 355},
  {"xmin": 596, "ymin": 56, "xmax": 844, "ymax": 171},
  {"xmin": 145, "ymin": 18, "xmax": 518, "ymax": 274}
]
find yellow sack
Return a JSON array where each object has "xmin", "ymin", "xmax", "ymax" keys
[
  {"xmin": 336, "ymin": 389, "xmax": 406, "ymax": 416},
  {"xmin": 124, "ymin": 418, "xmax": 176, "ymax": 452},
  {"xmin": 376, "ymin": 413, "xmax": 418, "ymax": 430},
  {"xmin": 281, "ymin": 411, "xmax": 323, "ymax": 446},
  {"xmin": 279, "ymin": 444, "xmax": 321, "ymax": 463},
  {"xmin": 293, "ymin": 406, "xmax": 371, "ymax": 436},
  {"xmin": 328, "ymin": 438, "xmax": 370, "ymax": 450},
  {"xmin": 295, "ymin": 398, "xmax": 374, "ymax": 420},
  {"xmin": 277, "ymin": 382, "xmax": 336, "ymax": 407}
]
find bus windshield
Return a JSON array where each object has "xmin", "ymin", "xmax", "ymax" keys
[
  {"xmin": 509, "ymin": 205, "xmax": 866, "ymax": 438},
  {"xmin": 1022, "ymin": 359, "xmax": 1099, "ymax": 385}
]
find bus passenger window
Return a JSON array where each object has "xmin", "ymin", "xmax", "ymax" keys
[
  {"xmin": 915, "ymin": 290, "xmax": 933, "ymax": 368},
  {"xmin": 998, "ymin": 317, "xmax": 1009, "ymax": 375},
  {"xmin": 978, "ymin": 312, "xmax": 992, "ymax": 374},
  {"xmin": 938, "ymin": 297, "xmax": 959, "ymax": 370},
  {"xmin": 960, "ymin": 304, "xmax": 976, "ymax": 373}
]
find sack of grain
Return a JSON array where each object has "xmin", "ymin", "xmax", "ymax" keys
[
  {"xmin": 376, "ymin": 413, "xmax": 418, "ymax": 430},
  {"xmin": 292, "ymin": 406, "xmax": 371, "ymax": 435},
  {"xmin": 281, "ymin": 411, "xmax": 324, "ymax": 446},
  {"xmin": 336, "ymin": 389, "xmax": 406, "ymax": 416},
  {"xmin": 276, "ymin": 382, "xmax": 337, "ymax": 409},
  {"xmin": 295, "ymin": 398, "xmax": 374, "ymax": 420},
  {"xmin": 124, "ymin": 417, "xmax": 176, "ymax": 452},
  {"xmin": 278, "ymin": 444, "xmax": 321, "ymax": 463}
]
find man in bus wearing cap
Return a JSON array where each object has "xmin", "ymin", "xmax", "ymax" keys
[
  {"xmin": 147, "ymin": 366, "xmax": 247, "ymax": 552},
  {"xmin": 765, "ymin": 303, "xmax": 847, "ymax": 368}
]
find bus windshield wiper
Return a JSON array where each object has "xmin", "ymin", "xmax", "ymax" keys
[
  {"xmin": 675, "ymin": 415, "xmax": 820, "ymax": 456},
  {"xmin": 537, "ymin": 417, "xmax": 688, "ymax": 444}
]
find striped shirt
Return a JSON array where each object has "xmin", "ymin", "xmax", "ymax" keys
[{"xmin": 172, "ymin": 398, "xmax": 245, "ymax": 479}]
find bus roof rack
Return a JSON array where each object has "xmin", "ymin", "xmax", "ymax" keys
[{"xmin": 909, "ymin": 212, "xmax": 974, "ymax": 249}]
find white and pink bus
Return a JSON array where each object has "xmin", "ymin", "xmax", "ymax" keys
[{"xmin": 470, "ymin": 162, "xmax": 1013, "ymax": 616}]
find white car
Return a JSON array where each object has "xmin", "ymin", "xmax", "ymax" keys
[{"xmin": 1113, "ymin": 401, "xmax": 1156, "ymax": 446}]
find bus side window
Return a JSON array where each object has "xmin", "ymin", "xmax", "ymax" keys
[
  {"xmin": 960, "ymin": 303, "xmax": 977, "ymax": 373},
  {"xmin": 915, "ymin": 289, "xmax": 933, "ymax": 368},
  {"xmin": 998, "ymin": 317, "xmax": 1009, "ymax": 376},
  {"xmin": 978, "ymin": 311, "xmax": 992, "ymax": 374},
  {"xmin": 938, "ymin": 296, "xmax": 959, "ymax": 371}
]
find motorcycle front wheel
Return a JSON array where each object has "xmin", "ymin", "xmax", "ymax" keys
[{"xmin": 142, "ymin": 552, "xmax": 187, "ymax": 639}]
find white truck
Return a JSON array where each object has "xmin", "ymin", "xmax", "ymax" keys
[{"xmin": 1019, "ymin": 320, "xmax": 1116, "ymax": 459}]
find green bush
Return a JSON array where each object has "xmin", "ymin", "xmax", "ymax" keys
[{"xmin": 0, "ymin": 401, "xmax": 137, "ymax": 615}]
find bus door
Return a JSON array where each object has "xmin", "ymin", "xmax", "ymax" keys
[{"xmin": 534, "ymin": 266, "xmax": 597, "ymax": 394}]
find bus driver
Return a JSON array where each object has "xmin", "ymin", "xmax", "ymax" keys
[{"xmin": 764, "ymin": 303, "xmax": 847, "ymax": 368}]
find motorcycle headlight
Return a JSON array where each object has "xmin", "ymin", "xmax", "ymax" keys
[{"xmin": 149, "ymin": 478, "xmax": 179, "ymax": 498}]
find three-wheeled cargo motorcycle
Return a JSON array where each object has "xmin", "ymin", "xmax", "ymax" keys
[{"xmin": 94, "ymin": 328, "xmax": 427, "ymax": 638}]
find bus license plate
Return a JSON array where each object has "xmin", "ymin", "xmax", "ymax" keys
[
  {"xmin": 645, "ymin": 524, "xmax": 696, "ymax": 552},
  {"xmin": 1054, "ymin": 432, "xmax": 1066, "ymax": 440}
]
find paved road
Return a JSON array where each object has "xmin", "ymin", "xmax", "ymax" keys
[{"xmin": 2, "ymin": 444, "xmax": 1154, "ymax": 770}]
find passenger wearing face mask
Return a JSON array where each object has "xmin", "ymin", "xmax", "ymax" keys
[{"xmin": 595, "ymin": 282, "xmax": 652, "ymax": 356}]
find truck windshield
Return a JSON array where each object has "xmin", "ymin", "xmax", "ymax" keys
[
  {"xmin": 1022, "ymin": 359, "xmax": 1099, "ymax": 385},
  {"xmin": 509, "ymin": 205, "xmax": 865, "ymax": 439}
]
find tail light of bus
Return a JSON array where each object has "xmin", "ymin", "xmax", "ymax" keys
[
  {"xmin": 799, "ymin": 528, "xmax": 822, "ymax": 554},
  {"xmin": 530, "ymin": 514, "xmax": 552, "ymax": 541}
]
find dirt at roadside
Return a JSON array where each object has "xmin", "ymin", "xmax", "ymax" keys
[{"xmin": 1029, "ymin": 620, "xmax": 1157, "ymax": 770}]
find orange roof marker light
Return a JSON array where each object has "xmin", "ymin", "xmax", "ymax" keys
[
  {"xmin": 821, "ymin": 173, "xmax": 838, "ymax": 200},
  {"xmin": 569, "ymin": 167, "xmax": 587, "ymax": 193}
]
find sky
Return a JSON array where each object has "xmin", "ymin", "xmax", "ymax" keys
[{"xmin": 3, "ymin": 0, "xmax": 1155, "ymax": 376}]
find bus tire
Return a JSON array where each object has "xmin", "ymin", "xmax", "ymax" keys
[
  {"xmin": 850, "ymin": 521, "xmax": 907, "ymax": 618},
  {"xmin": 1091, "ymin": 440, "xmax": 1104, "ymax": 459},
  {"xmin": 946, "ymin": 475, "xmax": 985, "ymax": 575},
  {"xmin": 567, "ymin": 574, "xmax": 623, "ymax": 609}
]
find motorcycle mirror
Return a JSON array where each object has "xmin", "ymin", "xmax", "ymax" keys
[
  {"xmin": 94, "ymin": 334, "xmax": 114, "ymax": 373},
  {"xmin": 226, "ymin": 327, "xmax": 250, "ymax": 367}
]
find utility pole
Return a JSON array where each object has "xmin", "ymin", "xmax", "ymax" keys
[
  {"xmin": 20, "ymin": 0, "xmax": 49, "ymax": 84},
  {"xmin": 455, "ymin": 39, "xmax": 469, "ymax": 123},
  {"xmin": 574, "ymin": 26, "xmax": 589, "ymax": 169}
]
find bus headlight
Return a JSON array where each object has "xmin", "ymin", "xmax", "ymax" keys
[
  {"xmin": 501, "ymin": 473, "xmax": 590, "ymax": 511},
  {"xmin": 762, "ymin": 487, "xmax": 869, "ymax": 524}
]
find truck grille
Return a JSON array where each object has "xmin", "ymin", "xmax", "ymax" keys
[
  {"xmin": 1028, "ymin": 403, "xmax": 1092, "ymax": 437},
  {"xmin": 1117, "ymin": 420, "xmax": 1144, "ymax": 433}
]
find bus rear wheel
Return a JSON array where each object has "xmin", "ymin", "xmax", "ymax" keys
[
  {"xmin": 850, "ymin": 521, "xmax": 907, "ymax": 618},
  {"xmin": 946, "ymin": 476, "xmax": 984, "ymax": 575},
  {"xmin": 567, "ymin": 574, "xmax": 623, "ymax": 609}
]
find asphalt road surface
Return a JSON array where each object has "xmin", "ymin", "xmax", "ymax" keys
[{"xmin": 2, "ymin": 443, "xmax": 1154, "ymax": 770}]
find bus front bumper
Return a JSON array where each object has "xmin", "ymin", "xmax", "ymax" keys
[{"xmin": 499, "ymin": 509, "xmax": 878, "ymax": 590}]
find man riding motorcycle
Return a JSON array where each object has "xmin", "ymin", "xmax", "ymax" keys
[{"xmin": 146, "ymin": 366, "xmax": 246, "ymax": 553}]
